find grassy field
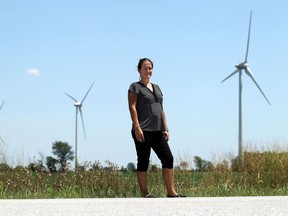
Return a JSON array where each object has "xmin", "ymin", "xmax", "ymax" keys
[{"xmin": 1, "ymin": 150, "xmax": 288, "ymax": 199}]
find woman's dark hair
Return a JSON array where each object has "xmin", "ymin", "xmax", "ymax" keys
[{"xmin": 137, "ymin": 58, "xmax": 153, "ymax": 71}]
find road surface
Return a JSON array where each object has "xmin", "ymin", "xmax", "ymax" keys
[{"xmin": 1, "ymin": 196, "xmax": 287, "ymax": 216}]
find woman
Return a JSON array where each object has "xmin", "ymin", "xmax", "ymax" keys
[{"xmin": 128, "ymin": 58, "xmax": 185, "ymax": 198}]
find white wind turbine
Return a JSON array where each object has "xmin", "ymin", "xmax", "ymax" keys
[
  {"xmin": 0, "ymin": 101, "xmax": 5, "ymax": 144},
  {"xmin": 65, "ymin": 82, "xmax": 94, "ymax": 169},
  {"xmin": 222, "ymin": 11, "xmax": 271, "ymax": 165}
]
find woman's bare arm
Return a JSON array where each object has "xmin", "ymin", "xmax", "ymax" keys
[{"xmin": 128, "ymin": 91, "xmax": 145, "ymax": 142}]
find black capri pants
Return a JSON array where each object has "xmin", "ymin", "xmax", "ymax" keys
[{"xmin": 132, "ymin": 130, "xmax": 174, "ymax": 172}]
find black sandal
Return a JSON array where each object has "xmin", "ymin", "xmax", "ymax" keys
[
  {"xmin": 143, "ymin": 194, "xmax": 156, "ymax": 198},
  {"xmin": 167, "ymin": 194, "xmax": 186, "ymax": 198}
]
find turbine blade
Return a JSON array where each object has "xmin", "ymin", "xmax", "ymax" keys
[
  {"xmin": 79, "ymin": 107, "xmax": 86, "ymax": 139},
  {"xmin": 245, "ymin": 67, "xmax": 271, "ymax": 105},
  {"xmin": 81, "ymin": 81, "xmax": 95, "ymax": 104},
  {"xmin": 221, "ymin": 69, "xmax": 239, "ymax": 83},
  {"xmin": 0, "ymin": 135, "xmax": 5, "ymax": 145},
  {"xmin": 65, "ymin": 93, "xmax": 78, "ymax": 103},
  {"xmin": 0, "ymin": 101, "xmax": 4, "ymax": 111},
  {"xmin": 245, "ymin": 11, "xmax": 252, "ymax": 62}
]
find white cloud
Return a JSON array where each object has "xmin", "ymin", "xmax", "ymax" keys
[{"xmin": 26, "ymin": 68, "xmax": 41, "ymax": 76}]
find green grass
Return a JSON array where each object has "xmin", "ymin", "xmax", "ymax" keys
[
  {"xmin": 1, "ymin": 150, "xmax": 288, "ymax": 198},
  {"xmin": 0, "ymin": 167, "xmax": 288, "ymax": 198}
]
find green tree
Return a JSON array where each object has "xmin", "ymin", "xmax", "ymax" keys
[
  {"xmin": 127, "ymin": 162, "xmax": 136, "ymax": 172},
  {"xmin": 194, "ymin": 156, "xmax": 214, "ymax": 172},
  {"xmin": 0, "ymin": 162, "xmax": 12, "ymax": 172},
  {"xmin": 27, "ymin": 161, "xmax": 45, "ymax": 172},
  {"xmin": 179, "ymin": 161, "xmax": 189, "ymax": 170},
  {"xmin": 46, "ymin": 156, "xmax": 58, "ymax": 172},
  {"xmin": 194, "ymin": 156, "xmax": 203, "ymax": 171},
  {"xmin": 51, "ymin": 141, "xmax": 74, "ymax": 172}
]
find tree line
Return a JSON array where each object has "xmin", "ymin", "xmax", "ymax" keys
[{"xmin": 0, "ymin": 140, "xmax": 214, "ymax": 173}]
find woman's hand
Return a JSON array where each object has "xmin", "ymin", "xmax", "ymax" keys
[
  {"xmin": 162, "ymin": 130, "xmax": 169, "ymax": 141},
  {"xmin": 135, "ymin": 128, "xmax": 145, "ymax": 143}
]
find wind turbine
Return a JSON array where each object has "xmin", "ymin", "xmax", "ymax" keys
[
  {"xmin": 222, "ymin": 11, "xmax": 271, "ymax": 165},
  {"xmin": 0, "ymin": 101, "xmax": 5, "ymax": 144},
  {"xmin": 65, "ymin": 82, "xmax": 94, "ymax": 169}
]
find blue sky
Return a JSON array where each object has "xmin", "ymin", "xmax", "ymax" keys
[{"xmin": 1, "ymin": 0, "xmax": 288, "ymax": 168}]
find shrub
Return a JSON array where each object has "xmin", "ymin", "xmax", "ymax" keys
[{"xmin": 0, "ymin": 163, "xmax": 12, "ymax": 172}]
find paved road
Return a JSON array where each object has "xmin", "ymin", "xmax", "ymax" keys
[{"xmin": 1, "ymin": 196, "xmax": 287, "ymax": 216}]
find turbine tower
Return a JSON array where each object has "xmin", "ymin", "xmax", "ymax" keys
[
  {"xmin": 65, "ymin": 82, "xmax": 94, "ymax": 169},
  {"xmin": 0, "ymin": 101, "xmax": 5, "ymax": 144},
  {"xmin": 222, "ymin": 11, "xmax": 271, "ymax": 165}
]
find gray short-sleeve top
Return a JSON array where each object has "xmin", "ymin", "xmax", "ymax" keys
[{"xmin": 128, "ymin": 82, "xmax": 165, "ymax": 131}]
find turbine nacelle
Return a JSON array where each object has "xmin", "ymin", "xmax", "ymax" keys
[
  {"xmin": 235, "ymin": 62, "xmax": 249, "ymax": 70},
  {"xmin": 74, "ymin": 102, "xmax": 82, "ymax": 107}
]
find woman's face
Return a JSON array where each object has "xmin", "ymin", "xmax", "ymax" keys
[{"xmin": 139, "ymin": 60, "xmax": 153, "ymax": 80}]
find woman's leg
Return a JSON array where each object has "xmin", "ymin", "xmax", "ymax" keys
[
  {"xmin": 132, "ymin": 131, "xmax": 152, "ymax": 197},
  {"xmin": 152, "ymin": 132, "xmax": 178, "ymax": 196},
  {"xmin": 162, "ymin": 168, "xmax": 178, "ymax": 196},
  {"xmin": 137, "ymin": 171, "xmax": 149, "ymax": 197}
]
